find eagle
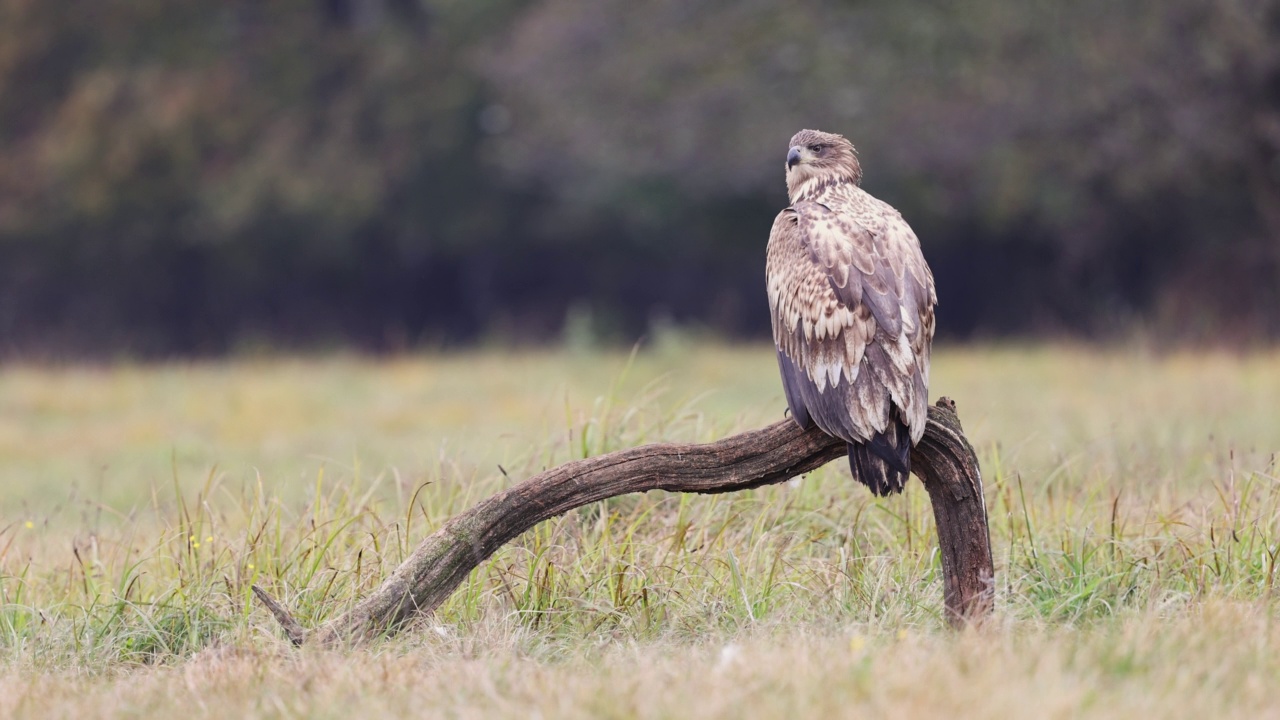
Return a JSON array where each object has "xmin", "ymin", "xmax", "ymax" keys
[{"xmin": 766, "ymin": 129, "xmax": 937, "ymax": 495}]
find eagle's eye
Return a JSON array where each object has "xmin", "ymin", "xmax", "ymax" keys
[{"xmin": 810, "ymin": 144, "xmax": 825, "ymax": 154}]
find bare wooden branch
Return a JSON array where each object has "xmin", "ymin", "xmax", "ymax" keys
[
  {"xmin": 912, "ymin": 398, "xmax": 994, "ymax": 625},
  {"xmin": 255, "ymin": 398, "xmax": 992, "ymax": 646},
  {"xmin": 251, "ymin": 584, "xmax": 306, "ymax": 646}
]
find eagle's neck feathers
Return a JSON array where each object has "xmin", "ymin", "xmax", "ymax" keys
[{"xmin": 788, "ymin": 174, "xmax": 857, "ymax": 204}]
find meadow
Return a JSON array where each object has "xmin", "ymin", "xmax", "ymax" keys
[{"xmin": 1, "ymin": 344, "xmax": 1278, "ymax": 718}]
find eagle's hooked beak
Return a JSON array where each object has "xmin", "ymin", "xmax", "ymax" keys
[{"xmin": 787, "ymin": 146, "xmax": 803, "ymax": 170}]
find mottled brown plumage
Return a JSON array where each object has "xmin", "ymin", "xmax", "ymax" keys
[{"xmin": 766, "ymin": 129, "xmax": 936, "ymax": 495}]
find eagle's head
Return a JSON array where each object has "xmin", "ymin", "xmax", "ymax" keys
[{"xmin": 784, "ymin": 129, "xmax": 862, "ymax": 200}]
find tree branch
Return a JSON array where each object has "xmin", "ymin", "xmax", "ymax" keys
[{"xmin": 254, "ymin": 397, "xmax": 992, "ymax": 646}]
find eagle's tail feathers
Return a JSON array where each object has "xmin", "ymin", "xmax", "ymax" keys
[
  {"xmin": 847, "ymin": 419, "xmax": 911, "ymax": 496},
  {"xmin": 867, "ymin": 419, "xmax": 911, "ymax": 475}
]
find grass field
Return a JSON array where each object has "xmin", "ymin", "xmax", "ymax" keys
[{"xmin": 2, "ymin": 344, "xmax": 1279, "ymax": 718}]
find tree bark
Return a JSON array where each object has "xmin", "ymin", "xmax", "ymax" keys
[{"xmin": 254, "ymin": 397, "xmax": 992, "ymax": 646}]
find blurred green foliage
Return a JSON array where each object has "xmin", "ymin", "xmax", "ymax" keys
[{"xmin": 1, "ymin": 0, "xmax": 1277, "ymax": 354}]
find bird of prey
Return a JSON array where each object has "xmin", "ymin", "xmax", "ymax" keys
[{"xmin": 766, "ymin": 129, "xmax": 937, "ymax": 495}]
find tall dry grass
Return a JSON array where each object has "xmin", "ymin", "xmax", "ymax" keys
[{"xmin": 1, "ymin": 345, "xmax": 1278, "ymax": 717}]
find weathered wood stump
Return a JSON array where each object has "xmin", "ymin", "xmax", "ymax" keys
[{"xmin": 255, "ymin": 397, "xmax": 993, "ymax": 646}]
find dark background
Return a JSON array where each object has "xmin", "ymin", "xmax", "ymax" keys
[{"xmin": 2, "ymin": 0, "xmax": 1278, "ymax": 356}]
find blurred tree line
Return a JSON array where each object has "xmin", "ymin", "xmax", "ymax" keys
[{"xmin": 1, "ymin": 0, "xmax": 1277, "ymax": 355}]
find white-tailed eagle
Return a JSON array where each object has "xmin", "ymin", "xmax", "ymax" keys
[{"xmin": 766, "ymin": 129, "xmax": 937, "ymax": 495}]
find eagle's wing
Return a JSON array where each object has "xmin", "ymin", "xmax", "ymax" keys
[{"xmin": 766, "ymin": 199, "xmax": 935, "ymax": 445}]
